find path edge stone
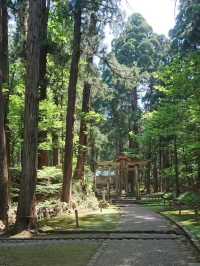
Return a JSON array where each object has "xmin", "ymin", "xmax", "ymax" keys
[
  {"xmin": 87, "ymin": 240, "xmax": 108, "ymax": 266},
  {"xmin": 159, "ymin": 211, "xmax": 200, "ymax": 253}
]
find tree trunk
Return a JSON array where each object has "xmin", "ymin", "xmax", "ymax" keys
[
  {"xmin": 0, "ymin": 0, "xmax": 9, "ymax": 226},
  {"xmin": 15, "ymin": 0, "xmax": 41, "ymax": 231},
  {"xmin": 153, "ymin": 156, "xmax": 158, "ymax": 193},
  {"xmin": 174, "ymin": 136, "xmax": 180, "ymax": 197},
  {"xmin": 52, "ymin": 132, "xmax": 59, "ymax": 166},
  {"xmin": 73, "ymin": 11, "xmax": 97, "ymax": 182},
  {"xmin": 15, "ymin": 0, "xmax": 28, "ymax": 60},
  {"xmin": 129, "ymin": 88, "xmax": 139, "ymax": 151},
  {"xmin": 38, "ymin": 0, "xmax": 50, "ymax": 169},
  {"xmin": 158, "ymin": 138, "xmax": 162, "ymax": 191},
  {"xmin": 196, "ymin": 153, "xmax": 200, "ymax": 190},
  {"xmin": 145, "ymin": 142, "xmax": 152, "ymax": 194},
  {"xmin": 163, "ymin": 145, "xmax": 170, "ymax": 192},
  {"xmin": 73, "ymin": 81, "xmax": 91, "ymax": 181},
  {"xmin": 61, "ymin": 3, "xmax": 82, "ymax": 203}
]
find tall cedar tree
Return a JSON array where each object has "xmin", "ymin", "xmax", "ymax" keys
[
  {"xmin": 73, "ymin": 81, "xmax": 91, "ymax": 181},
  {"xmin": 0, "ymin": 0, "xmax": 9, "ymax": 226},
  {"xmin": 38, "ymin": 0, "xmax": 50, "ymax": 169},
  {"xmin": 74, "ymin": 12, "xmax": 97, "ymax": 181},
  {"xmin": 15, "ymin": 0, "xmax": 41, "ymax": 231},
  {"xmin": 62, "ymin": 1, "xmax": 82, "ymax": 202}
]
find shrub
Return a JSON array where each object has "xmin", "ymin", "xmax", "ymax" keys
[
  {"xmin": 37, "ymin": 167, "xmax": 62, "ymax": 184},
  {"xmin": 177, "ymin": 192, "xmax": 200, "ymax": 206},
  {"xmin": 99, "ymin": 200, "xmax": 109, "ymax": 209},
  {"xmin": 36, "ymin": 183, "xmax": 62, "ymax": 199},
  {"xmin": 162, "ymin": 192, "xmax": 175, "ymax": 200}
]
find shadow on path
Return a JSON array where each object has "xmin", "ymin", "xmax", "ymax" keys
[{"xmin": 90, "ymin": 204, "xmax": 200, "ymax": 266}]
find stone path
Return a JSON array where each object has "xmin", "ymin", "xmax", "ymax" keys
[
  {"xmin": 0, "ymin": 204, "xmax": 199, "ymax": 265},
  {"xmin": 117, "ymin": 204, "xmax": 175, "ymax": 231},
  {"xmin": 89, "ymin": 204, "xmax": 200, "ymax": 266}
]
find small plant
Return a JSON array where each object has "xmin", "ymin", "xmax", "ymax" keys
[
  {"xmin": 162, "ymin": 192, "xmax": 175, "ymax": 200},
  {"xmin": 99, "ymin": 200, "xmax": 109, "ymax": 209}
]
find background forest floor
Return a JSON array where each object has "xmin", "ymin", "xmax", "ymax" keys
[{"xmin": 144, "ymin": 201, "xmax": 200, "ymax": 241}]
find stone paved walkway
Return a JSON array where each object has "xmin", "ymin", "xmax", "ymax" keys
[
  {"xmin": 90, "ymin": 204, "xmax": 200, "ymax": 266},
  {"xmin": 117, "ymin": 204, "xmax": 175, "ymax": 232}
]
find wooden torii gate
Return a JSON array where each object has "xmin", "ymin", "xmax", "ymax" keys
[{"xmin": 95, "ymin": 155, "xmax": 150, "ymax": 199}]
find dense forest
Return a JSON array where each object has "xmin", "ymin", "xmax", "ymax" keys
[{"xmin": 0, "ymin": 0, "xmax": 199, "ymax": 233}]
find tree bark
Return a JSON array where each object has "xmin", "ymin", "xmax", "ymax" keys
[
  {"xmin": 145, "ymin": 142, "xmax": 152, "ymax": 194},
  {"xmin": 61, "ymin": 2, "xmax": 82, "ymax": 203},
  {"xmin": 0, "ymin": 0, "xmax": 9, "ymax": 226},
  {"xmin": 73, "ymin": 81, "xmax": 91, "ymax": 181},
  {"xmin": 174, "ymin": 136, "xmax": 180, "ymax": 197},
  {"xmin": 15, "ymin": 0, "xmax": 28, "ymax": 60},
  {"xmin": 52, "ymin": 132, "xmax": 59, "ymax": 166},
  {"xmin": 73, "ymin": 11, "xmax": 97, "ymax": 182},
  {"xmin": 153, "ymin": 156, "xmax": 158, "ymax": 193},
  {"xmin": 158, "ymin": 138, "xmax": 162, "ymax": 191},
  {"xmin": 15, "ymin": 0, "xmax": 41, "ymax": 231},
  {"xmin": 38, "ymin": 0, "xmax": 50, "ymax": 169},
  {"xmin": 88, "ymin": 127, "xmax": 97, "ymax": 173},
  {"xmin": 129, "ymin": 88, "xmax": 139, "ymax": 151},
  {"xmin": 163, "ymin": 145, "xmax": 170, "ymax": 192}
]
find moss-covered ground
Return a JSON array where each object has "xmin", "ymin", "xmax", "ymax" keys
[
  {"xmin": 0, "ymin": 243, "xmax": 98, "ymax": 266},
  {"xmin": 40, "ymin": 206, "xmax": 120, "ymax": 232},
  {"xmin": 0, "ymin": 206, "xmax": 120, "ymax": 266},
  {"xmin": 144, "ymin": 201, "xmax": 200, "ymax": 241}
]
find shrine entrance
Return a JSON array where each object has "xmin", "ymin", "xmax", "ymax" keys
[{"xmin": 95, "ymin": 155, "xmax": 150, "ymax": 199}]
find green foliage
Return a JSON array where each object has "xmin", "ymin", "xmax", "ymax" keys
[
  {"xmin": 177, "ymin": 192, "xmax": 200, "ymax": 205},
  {"xmin": 36, "ymin": 184, "xmax": 62, "ymax": 199},
  {"xmin": 170, "ymin": 0, "xmax": 200, "ymax": 51},
  {"xmin": 113, "ymin": 13, "xmax": 169, "ymax": 71},
  {"xmin": 38, "ymin": 167, "xmax": 63, "ymax": 184},
  {"xmin": 99, "ymin": 200, "xmax": 110, "ymax": 209},
  {"xmin": 6, "ymin": 0, "xmax": 200, "ymax": 219},
  {"xmin": 162, "ymin": 192, "xmax": 175, "ymax": 200},
  {"xmin": 80, "ymin": 111, "xmax": 105, "ymax": 125}
]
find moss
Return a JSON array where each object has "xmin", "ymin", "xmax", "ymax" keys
[
  {"xmin": 0, "ymin": 244, "xmax": 98, "ymax": 266},
  {"xmin": 163, "ymin": 209, "xmax": 200, "ymax": 240},
  {"xmin": 40, "ymin": 206, "xmax": 120, "ymax": 232},
  {"xmin": 144, "ymin": 201, "xmax": 200, "ymax": 241}
]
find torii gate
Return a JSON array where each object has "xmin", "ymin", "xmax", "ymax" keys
[{"xmin": 95, "ymin": 155, "xmax": 150, "ymax": 199}]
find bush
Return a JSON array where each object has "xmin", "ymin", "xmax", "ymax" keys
[
  {"xmin": 10, "ymin": 167, "xmax": 21, "ymax": 183},
  {"xmin": 177, "ymin": 192, "xmax": 200, "ymax": 206},
  {"xmin": 36, "ymin": 167, "xmax": 63, "ymax": 200},
  {"xmin": 162, "ymin": 192, "xmax": 175, "ymax": 200},
  {"xmin": 36, "ymin": 183, "xmax": 62, "ymax": 199},
  {"xmin": 72, "ymin": 181, "xmax": 99, "ymax": 210},
  {"xmin": 37, "ymin": 167, "xmax": 62, "ymax": 184},
  {"xmin": 99, "ymin": 200, "xmax": 109, "ymax": 209}
]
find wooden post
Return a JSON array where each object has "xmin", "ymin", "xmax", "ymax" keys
[{"xmin": 75, "ymin": 209, "xmax": 79, "ymax": 228}]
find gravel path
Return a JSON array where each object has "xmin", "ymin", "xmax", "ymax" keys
[{"xmin": 90, "ymin": 204, "xmax": 200, "ymax": 266}]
